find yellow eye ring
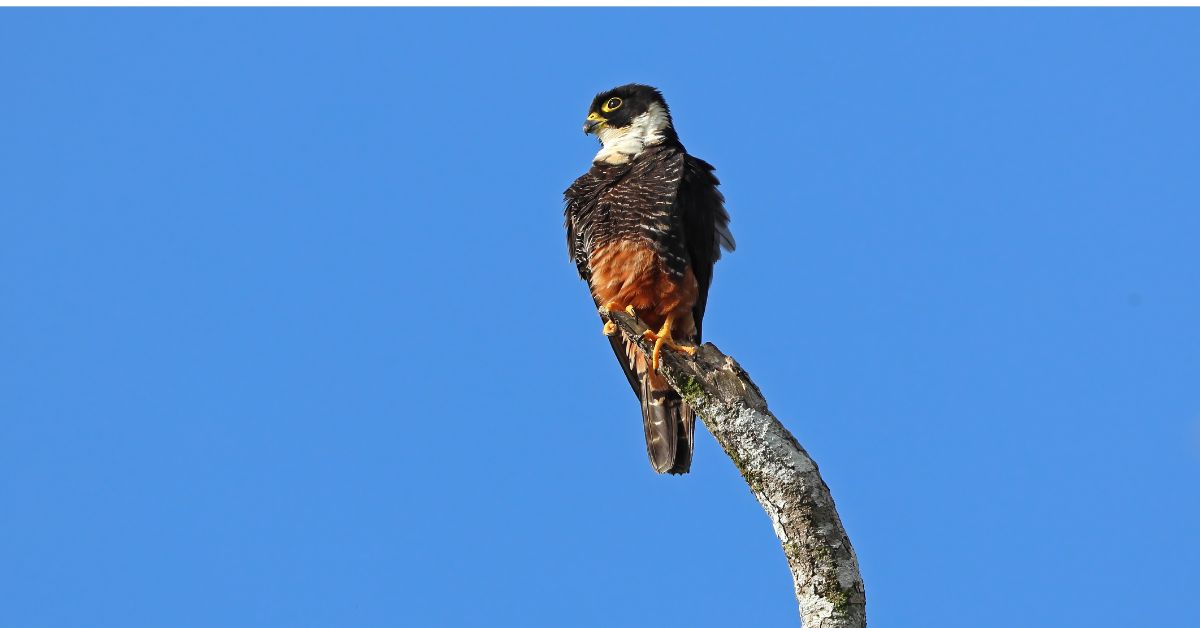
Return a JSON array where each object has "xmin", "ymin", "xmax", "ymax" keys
[{"xmin": 602, "ymin": 97, "xmax": 622, "ymax": 113}]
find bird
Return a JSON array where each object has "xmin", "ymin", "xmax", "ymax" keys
[{"xmin": 564, "ymin": 84, "xmax": 735, "ymax": 474}]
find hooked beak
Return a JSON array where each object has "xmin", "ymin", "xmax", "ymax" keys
[{"xmin": 583, "ymin": 112, "xmax": 606, "ymax": 135}]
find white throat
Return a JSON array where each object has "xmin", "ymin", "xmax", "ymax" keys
[{"xmin": 593, "ymin": 102, "xmax": 671, "ymax": 165}]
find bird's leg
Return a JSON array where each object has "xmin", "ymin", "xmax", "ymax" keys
[
  {"xmin": 642, "ymin": 315, "xmax": 697, "ymax": 372},
  {"xmin": 599, "ymin": 302, "xmax": 640, "ymax": 336}
]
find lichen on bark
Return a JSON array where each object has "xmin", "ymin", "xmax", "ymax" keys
[{"xmin": 603, "ymin": 308, "xmax": 867, "ymax": 628}]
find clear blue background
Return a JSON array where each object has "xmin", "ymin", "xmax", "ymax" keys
[{"xmin": 2, "ymin": 9, "xmax": 1197, "ymax": 627}]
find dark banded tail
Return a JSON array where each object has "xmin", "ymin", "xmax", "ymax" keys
[
  {"xmin": 605, "ymin": 332, "xmax": 696, "ymax": 474},
  {"xmin": 640, "ymin": 371, "xmax": 695, "ymax": 474}
]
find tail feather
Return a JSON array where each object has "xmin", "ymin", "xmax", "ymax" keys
[
  {"xmin": 606, "ymin": 325, "xmax": 697, "ymax": 474},
  {"xmin": 640, "ymin": 372, "xmax": 695, "ymax": 475}
]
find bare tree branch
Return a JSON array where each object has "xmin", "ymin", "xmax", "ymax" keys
[{"xmin": 604, "ymin": 308, "xmax": 866, "ymax": 627}]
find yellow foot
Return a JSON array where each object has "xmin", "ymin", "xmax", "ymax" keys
[
  {"xmin": 641, "ymin": 316, "xmax": 697, "ymax": 371},
  {"xmin": 602, "ymin": 320, "xmax": 617, "ymax": 336},
  {"xmin": 598, "ymin": 301, "xmax": 637, "ymax": 316},
  {"xmin": 598, "ymin": 302, "xmax": 639, "ymax": 319}
]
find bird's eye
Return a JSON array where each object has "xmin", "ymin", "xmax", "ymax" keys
[{"xmin": 602, "ymin": 97, "xmax": 623, "ymax": 113}]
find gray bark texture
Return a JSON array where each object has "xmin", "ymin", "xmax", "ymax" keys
[{"xmin": 604, "ymin": 309, "xmax": 867, "ymax": 628}]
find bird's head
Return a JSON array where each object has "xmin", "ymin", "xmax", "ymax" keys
[{"xmin": 583, "ymin": 84, "xmax": 677, "ymax": 164}]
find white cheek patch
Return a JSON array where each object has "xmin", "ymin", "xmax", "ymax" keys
[{"xmin": 594, "ymin": 102, "xmax": 671, "ymax": 165}]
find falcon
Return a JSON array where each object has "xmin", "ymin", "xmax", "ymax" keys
[{"xmin": 564, "ymin": 84, "xmax": 735, "ymax": 474}]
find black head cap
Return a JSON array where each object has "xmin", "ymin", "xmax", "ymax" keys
[{"xmin": 584, "ymin": 84, "xmax": 676, "ymax": 140}]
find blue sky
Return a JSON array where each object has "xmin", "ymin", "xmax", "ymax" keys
[{"xmin": 2, "ymin": 9, "xmax": 1198, "ymax": 627}]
